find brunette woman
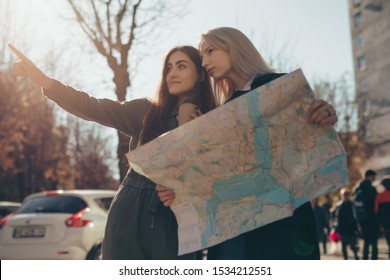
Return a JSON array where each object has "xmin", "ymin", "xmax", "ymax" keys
[{"xmin": 9, "ymin": 44, "xmax": 216, "ymax": 259}]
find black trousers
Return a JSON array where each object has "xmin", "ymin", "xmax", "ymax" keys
[
  {"xmin": 360, "ymin": 220, "xmax": 379, "ymax": 260},
  {"xmin": 341, "ymin": 235, "xmax": 359, "ymax": 260}
]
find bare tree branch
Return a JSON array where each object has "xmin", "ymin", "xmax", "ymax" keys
[
  {"xmin": 91, "ymin": 0, "xmax": 110, "ymax": 48},
  {"xmin": 124, "ymin": 0, "xmax": 141, "ymax": 55},
  {"xmin": 67, "ymin": 0, "xmax": 98, "ymax": 44},
  {"xmin": 106, "ymin": 1, "xmax": 113, "ymax": 56},
  {"xmin": 114, "ymin": 0, "xmax": 127, "ymax": 52}
]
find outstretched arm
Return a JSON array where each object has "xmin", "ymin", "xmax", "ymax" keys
[
  {"xmin": 8, "ymin": 44, "xmax": 54, "ymax": 90},
  {"xmin": 8, "ymin": 44, "xmax": 150, "ymax": 137}
]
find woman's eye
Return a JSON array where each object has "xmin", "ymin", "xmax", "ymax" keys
[
  {"xmin": 178, "ymin": 64, "xmax": 186, "ymax": 69},
  {"xmin": 208, "ymin": 48, "xmax": 214, "ymax": 54}
]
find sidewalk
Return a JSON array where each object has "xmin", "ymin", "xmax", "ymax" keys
[{"xmin": 320, "ymin": 237, "xmax": 389, "ymax": 260}]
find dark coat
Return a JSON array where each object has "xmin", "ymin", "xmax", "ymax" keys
[
  {"xmin": 313, "ymin": 204, "xmax": 330, "ymax": 241},
  {"xmin": 356, "ymin": 179, "xmax": 377, "ymax": 219},
  {"xmin": 336, "ymin": 201, "xmax": 358, "ymax": 236},
  {"xmin": 355, "ymin": 179, "xmax": 380, "ymax": 236}
]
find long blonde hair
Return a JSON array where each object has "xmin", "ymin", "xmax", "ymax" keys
[{"xmin": 199, "ymin": 27, "xmax": 274, "ymax": 103}]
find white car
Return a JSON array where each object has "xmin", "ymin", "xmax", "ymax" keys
[{"xmin": 0, "ymin": 189, "xmax": 115, "ymax": 260}]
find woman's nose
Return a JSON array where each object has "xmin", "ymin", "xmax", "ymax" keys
[
  {"xmin": 202, "ymin": 57, "xmax": 208, "ymax": 68},
  {"xmin": 167, "ymin": 68, "xmax": 177, "ymax": 78}
]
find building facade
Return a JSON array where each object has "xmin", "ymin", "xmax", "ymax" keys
[{"xmin": 348, "ymin": 0, "xmax": 390, "ymax": 176}]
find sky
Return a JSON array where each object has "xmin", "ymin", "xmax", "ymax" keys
[
  {"xmin": 135, "ymin": 0, "xmax": 355, "ymax": 99},
  {"xmin": 2, "ymin": 0, "xmax": 354, "ymax": 99}
]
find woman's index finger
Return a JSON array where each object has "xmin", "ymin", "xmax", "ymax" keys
[{"xmin": 8, "ymin": 43, "xmax": 30, "ymax": 61}]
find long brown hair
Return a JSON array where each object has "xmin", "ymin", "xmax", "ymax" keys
[{"xmin": 141, "ymin": 46, "xmax": 216, "ymax": 144}]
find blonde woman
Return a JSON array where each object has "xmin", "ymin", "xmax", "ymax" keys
[
  {"xmin": 159, "ymin": 27, "xmax": 338, "ymax": 259},
  {"xmin": 199, "ymin": 27, "xmax": 338, "ymax": 260}
]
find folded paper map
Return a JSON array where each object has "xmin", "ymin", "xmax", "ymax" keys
[{"xmin": 126, "ymin": 69, "xmax": 348, "ymax": 255}]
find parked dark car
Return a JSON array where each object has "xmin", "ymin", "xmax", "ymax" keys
[{"xmin": 0, "ymin": 201, "xmax": 21, "ymax": 219}]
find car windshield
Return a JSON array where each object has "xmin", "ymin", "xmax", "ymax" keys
[{"xmin": 16, "ymin": 196, "xmax": 87, "ymax": 214}]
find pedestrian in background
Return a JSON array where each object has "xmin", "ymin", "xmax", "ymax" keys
[
  {"xmin": 375, "ymin": 178, "xmax": 390, "ymax": 259},
  {"xmin": 328, "ymin": 198, "xmax": 342, "ymax": 255},
  {"xmin": 336, "ymin": 188, "xmax": 359, "ymax": 260},
  {"xmin": 355, "ymin": 169, "xmax": 380, "ymax": 260},
  {"xmin": 312, "ymin": 198, "xmax": 330, "ymax": 254}
]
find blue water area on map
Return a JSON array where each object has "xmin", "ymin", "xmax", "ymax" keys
[
  {"xmin": 319, "ymin": 154, "xmax": 348, "ymax": 180},
  {"xmin": 202, "ymin": 90, "xmax": 287, "ymax": 245}
]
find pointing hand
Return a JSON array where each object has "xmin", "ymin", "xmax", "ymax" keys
[{"xmin": 8, "ymin": 43, "xmax": 54, "ymax": 90}]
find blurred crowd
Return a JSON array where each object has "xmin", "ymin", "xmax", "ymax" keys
[{"xmin": 312, "ymin": 170, "xmax": 390, "ymax": 260}]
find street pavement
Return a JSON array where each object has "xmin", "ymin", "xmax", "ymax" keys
[{"xmin": 320, "ymin": 237, "xmax": 389, "ymax": 260}]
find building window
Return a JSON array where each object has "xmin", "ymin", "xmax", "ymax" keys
[
  {"xmin": 356, "ymin": 34, "xmax": 364, "ymax": 48},
  {"xmin": 358, "ymin": 55, "xmax": 366, "ymax": 70},
  {"xmin": 352, "ymin": 0, "xmax": 361, "ymax": 6},
  {"xmin": 365, "ymin": 3, "xmax": 383, "ymax": 12},
  {"xmin": 354, "ymin": 12, "xmax": 361, "ymax": 28}
]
